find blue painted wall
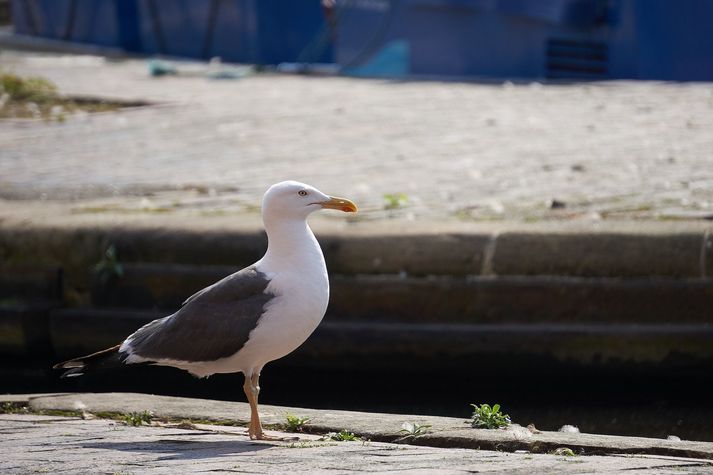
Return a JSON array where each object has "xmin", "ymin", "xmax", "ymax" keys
[
  {"xmin": 336, "ymin": 0, "xmax": 713, "ymax": 81},
  {"xmin": 11, "ymin": 0, "xmax": 713, "ymax": 80},
  {"xmin": 11, "ymin": 0, "xmax": 332, "ymax": 64},
  {"xmin": 11, "ymin": 0, "xmax": 124, "ymax": 48}
]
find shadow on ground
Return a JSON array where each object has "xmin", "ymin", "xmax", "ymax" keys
[{"xmin": 82, "ymin": 438, "xmax": 273, "ymax": 461}]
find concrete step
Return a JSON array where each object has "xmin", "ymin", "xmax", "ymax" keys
[
  {"xmin": 1, "ymin": 222, "xmax": 711, "ymax": 286},
  {"xmin": 0, "ymin": 263, "xmax": 62, "ymax": 301},
  {"xmin": 47, "ymin": 307, "xmax": 713, "ymax": 370},
  {"xmin": 2, "ymin": 221, "xmax": 712, "ymax": 376},
  {"xmin": 0, "ymin": 302, "xmax": 56, "ymax": 358},
  {"xmin": 0, "ymin": 264, "xmax": 62, "ymax": 358},
  {"xmin": 90, "ymin": 263, "xmax": 713, "ymax": 324},
  {"xmin": 330, "ymin": 274, "xmax": 713, "ymax": 325}
]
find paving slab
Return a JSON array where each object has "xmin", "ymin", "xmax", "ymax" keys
[
  {"xmin": 2, "ymin": 413, "xmax": 713, "ymax": 474},
  {"xmin": 7, "ymin": 392, "xmax": 713, "ymax": 461},
  {"xmin": 1, "ymin": 49, "xmax": 712, "ymax": 223}
]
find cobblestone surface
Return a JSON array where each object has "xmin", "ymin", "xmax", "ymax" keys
[
  {"xmin": 3, "ymin": 414, "xmax": 712, "ymax": 474},
  {"xmin": 1, "ymin": 50, "xmax": 713, "ymax": 222}
]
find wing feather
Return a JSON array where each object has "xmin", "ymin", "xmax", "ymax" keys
[{"xmin": 125, "ymin": 266, "xmax": 274, "ymax": 362}]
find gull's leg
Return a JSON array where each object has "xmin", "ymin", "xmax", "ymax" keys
[
  {"xmin": 245, "ymin": 369, "xmax": 296, "ymax": 441},
  {"xmin": 243, "ymin": 373, "xmax": 260, "ymax": 439},
  {"xmin": 249, "ymin": 370, "xmax": 265, "ymax": 439}
]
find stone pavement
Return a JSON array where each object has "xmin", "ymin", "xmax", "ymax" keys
[
  {"xmin": 3, "ymin": 413, "xmax": 713, "ymax": 474},
  {"xmin": 8, "ymin": 393, "xmax": 713, "ymax": 460},
  {"xmin": 1, "ymin": 48, "xmax": 713, "ymax": 222}
]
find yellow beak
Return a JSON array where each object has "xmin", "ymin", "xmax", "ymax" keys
[{"xmin": 318, "ymin": 196, "xmax": 358, "ymax": 213}]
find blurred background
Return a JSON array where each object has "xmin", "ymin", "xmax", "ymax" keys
[{"xmin": 1, "ymin": 0, "xmax": 712, "ymax": 441}]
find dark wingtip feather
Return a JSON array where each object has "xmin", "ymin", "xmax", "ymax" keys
[
  {"xmin": 52, "ymin": 344, "xmax": 124, "ymax": 377},
  {"xmin": 59, "ymin": 368, "xmax": 85, "ymax": 378},
  {"xmin": 53, "ymin": 360, "xmax": 83, "ymax": 370}
]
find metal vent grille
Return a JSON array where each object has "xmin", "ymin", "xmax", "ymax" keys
[{"xmin": 546, "ymin": 38, "xmax": 608, "ymax": 79}]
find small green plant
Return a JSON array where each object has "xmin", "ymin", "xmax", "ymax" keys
[
  {"xmin": 383, "ymin": 193, "xmax": 409, "ymax": 210},
  {"xmin": 399, "ymin": 421, "xmax": 432, "ymax": 438},
  {"xmin": 94, "ymin": 244, "xmax": 124, "ymax": 284},
  {"xmin": 325, "ymin": 429, "xmax": 361, "ymax": 442},
  {"xmin": 470, "ymin": 403, "xmax": 511, "ymax": 429},
  {"xmin": 123, "ymin": 411, "xmax": 153, "ymax": 426},
  {"xmin": 550, "ymin": 447, "xmax": 577, "ymax": 457},
  {"xmin": 285, "ymin": 413, "xmax": 311, "ymax": 432}
]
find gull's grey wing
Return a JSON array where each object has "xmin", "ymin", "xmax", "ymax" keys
[{"xmin": 126, "ymin": 266, "xmax": 274, "ymax": 362}]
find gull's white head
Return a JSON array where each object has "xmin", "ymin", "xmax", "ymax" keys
[{"xmin": 261, "ymin": 181, "xmax": 358, "ymax": 221}]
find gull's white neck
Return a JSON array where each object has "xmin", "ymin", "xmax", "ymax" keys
[{"xmin": 258, "ymin": 216, "xmax": 325, "ymax": 274}]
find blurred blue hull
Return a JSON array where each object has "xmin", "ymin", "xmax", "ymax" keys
[
  {"xmin": 11, "ymin": 0, "xmax": 713, "ymax": 80},
  {"xmin": 10, "ymin": 0, "xmax": 333, "ymax": 64}
]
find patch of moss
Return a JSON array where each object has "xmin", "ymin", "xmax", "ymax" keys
[
  {"xmin": 187, "ymin": 418, "xmax": 244, "ymax": 427},
  {"xmin": 1, "ymin": 72, "xmax": 56, "ymax": 101},
  {"xmin": 0, "ymin": 401, "xmax": 30, "ymax": 414},
  {"xmin": 0, "ymin": 71, "xmax": 137, "ymax": 121},
  {"xmin": 35, "ymin": 409, "xmax": 83, "ymax": 418},
  {"xmin": 7, "ymin": 406, "xmax": 249, "ymax": 429}
]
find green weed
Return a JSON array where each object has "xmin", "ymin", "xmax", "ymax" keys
[
  {"xmin": 399, "ymin": 421, "xmax": 431, "ymax": 438},
  {"xmin": 550, "ymin": 447, "xmax": 577, "ymax": 457},
  {"xmin": 123, "ymin": 411, "xmax": 153, "ymax": 426},
  {"xmin": 470, "ymin": 403, "xmax": 511, "ymax": 429},
  {"xmin": 94, "ymin": 244, "xmax": 124, "ymax": 284},
  {"xmin": 383, "ymin": 193, "xmax": 409, "ymax": 210},
  {"xmin": 285, "ymin": 413, "xmax": 311, "ymax": 432},
  {"xmin": 325, "ymin": 429, "xmax": 360, "ymax": 442}
]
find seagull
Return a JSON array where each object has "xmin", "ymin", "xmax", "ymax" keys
[{"xmin": 54, "ymin": 181, "xmax": 358, "ymax": 440}]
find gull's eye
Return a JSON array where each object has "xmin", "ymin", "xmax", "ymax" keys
[{"xmin": 298, "ymin": 190, "xmax": 308, "ymax": 197}]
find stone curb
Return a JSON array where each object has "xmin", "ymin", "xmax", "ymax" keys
[
  {"xmin": 2, "ymin": 214, "xmax": 712, "ymax": 279},
  {"xmin": 6, "ymin": 392, "xmax": 713, "ymax": 460}
]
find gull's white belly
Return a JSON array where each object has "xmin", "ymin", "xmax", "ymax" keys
[
  {"xmin": 185, "ymin": 268, "xmax": 329, "ymax": 377},
  {"xmin": 238, "ymin": 291, "xmax": 327, "ymax": 366}
]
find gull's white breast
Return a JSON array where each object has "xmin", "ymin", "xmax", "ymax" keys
[
  {"xmin": 238, "ymin": 266, "xmax": 329, "ymax": 367},
  {"xmin": 193, "ymin": 240, "xmax": 329, "ymax": 376}
]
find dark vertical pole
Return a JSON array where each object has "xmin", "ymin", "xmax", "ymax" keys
[
  {"xmin": 202, "ymin": 0, "xmax": 221, "ymax": 59},
  {"xmin": 62, "ymin": 0, "xmax": 77, "ymax": 41},
  {"xmin": 116, "ymin": 0, "xmax": 142, "ymax": 52},
  {"xmin": 146, "ymin": 0, "xmax": 167, "ymax": 54},
  {"xmin": 21, "ymin": 0, "xmax": 39, "ymax": 35}
]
